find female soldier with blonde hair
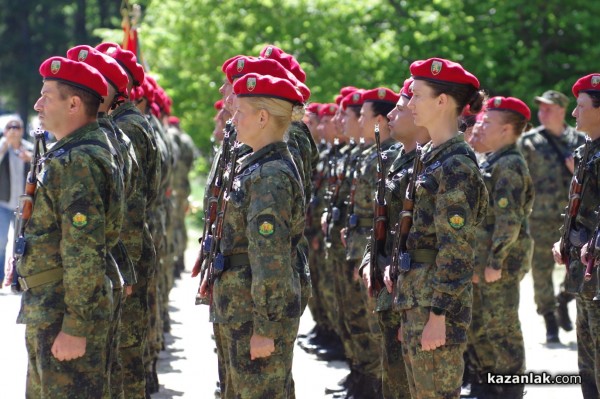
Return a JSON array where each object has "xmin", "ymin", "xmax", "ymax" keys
[{"xmin": 199, "ymin": 73, "xmax": 306, "ymax": 399}]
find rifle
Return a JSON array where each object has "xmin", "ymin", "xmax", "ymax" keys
[
  {"xmin": 560, "ymin": 137, "xmax": 592, "ymax": 273},
  {"xmin": 584, "ymin": 213, "xmax": 600, "ymax": 282},
  {"xmin": 306, "ymin": 163, "xmax": 325, "ymax": 230},
  {"xmin": 390, "ymin": 144, "xmax": 424, "ymax": 283},
  {"xmin": 324, "ymin": 139, "xmax": 339, "ymax": 248},
  {"xmin": 197, "ymin": 141, "xmax": 240, "ymax": 304},
  {"xmin": 192, "ymin": 120, "xmax": 234, "ymax": 278},
  {"xmin": 368, "ymin": 125, "xmax": 387, "ymax": 297},
  {"xmin": 9, "ymin": 129, "xmax": 46, "ymax": 292}
]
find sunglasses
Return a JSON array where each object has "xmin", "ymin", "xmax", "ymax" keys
[{"xmin": 6, "ymin": 125, "xmax": 22, "ymax": 130}]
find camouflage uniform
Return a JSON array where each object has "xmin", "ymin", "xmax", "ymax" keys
[
  {"xmin": 517, "ymin": 126, "xmax": 586, "ymax": 316},
  {"xmin": 563, "ymin": 138, "xmax": 600, "ymax": 398},
  {"xmin": 17, "ymin": 122, "xmax": 124, "ymax": 398},
  {"xmin": 211, "ymin": 142, "xmax": 305, "ymax": 398},
  {"xmin": 394, "ymin": 135, "xmax": 488, "ymax": 399},
  {"xmin": 343, "ymin": 138, "xmax": 399, "ymax": 387},
  {"xmin": 469, "ymin": 144, "xmax": 533, "ymax": 388},
  {"xmin": 361, "ymin": 147, "xmax": 416, "ymax": 399},
  {"xmin": 99, "ymin": 113, "xmax": 142, "ymax": 398},
  {"xmin": 112, "ymin": 101, "xmax": 161, "ymax": 397}
]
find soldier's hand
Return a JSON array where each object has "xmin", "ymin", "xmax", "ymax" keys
[
  {"xmin": 484, "ymin": 266, "xmax": 501, "ymax": 283},
  {"xmin": 125, "ymin": 286, "xmax": 133, "ymax": 297},
  {"xmin": 383, "ymin": 265, "xmax": 394, "ymax": 294},
  {"xmin": 3, "ymin": 258, "xmax": 14, "ymax": 287},
  {"xmin": 552, "ymin": 240, "xmax": 564, "ymax": 265},
  {"xmin": 472, "ymin": 273, "xmax": 480, "ymax": 284},
  {"xmin": 581, "ymin": 242, "xmax": 591, "ymax": 265},
  {"xmin": 565, "ymin": 156, "xmax": 575, "ymax": 175},
  {"xmin": 198, "ymin": 273, "xmax": 210, "ymax": 298},
  {"xmin": 340, "ymin": 228, "xmax": 347, "ymax": 247},
  {"xmin": 250, "ymin": 334, "xmax": 275, "ymax": 360},
  {"xmin": 421, "ymin": 313, "xmax": 446, "ymax": 351},
  {"xmin": 51, "ymin": 331, "xmax": 87, "ymax": 361}
]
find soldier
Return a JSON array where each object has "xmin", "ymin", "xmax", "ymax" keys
[
  {"xmin": 17, "ymin": 56, "xmax": 123, "ymax": 398},
  {"xmin": 303, "ymin": 102, "xmax": 321, "ymax": 141},
  {"xmin": 552, "ymin": 74, "xmax": 600, "ymax": 398},
  {"xmin": 361, "ymin": 77, "xmax": 430, "ymax": 399},
  {"xmin": 96, "ymin": 42, "xmax": 162, "ymax": 398},
  {"xmin": 394, "ymin": 58, "xmax": 488, "ymax": 398},
  {"xmin": 469, "ymin": 97, "xmax": 534, "ymax": 398},
  {"xmin": 518, "ymin": 89, "xmax": 586, "ymax": 342},
  {"xmin": 198, "ymin": 73, "xmax": 306, "ymax": 398}
]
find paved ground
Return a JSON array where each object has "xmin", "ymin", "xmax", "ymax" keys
[{"xmin": 0, "ymin": 243, "xmax": 584, "ymax": 398}]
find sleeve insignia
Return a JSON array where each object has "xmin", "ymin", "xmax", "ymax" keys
[
  {"xmin": 447, "ymin": 206, "xmax": 466, "ymax": 230},
  {"xmin": 497, "ymin": 197, "xmax": 509, "ymax": 208},
  {"xmin": 72, "ymin": 212, "xmax": 88, "ymax": 228},
  {"xmin": 257, "ymin": 215, "xmax": 275, "ymax": 237}
]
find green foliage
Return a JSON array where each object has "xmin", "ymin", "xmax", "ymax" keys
[{"xmin": 140, "ymin": 0, "xmax": 600, "ymax": 148}]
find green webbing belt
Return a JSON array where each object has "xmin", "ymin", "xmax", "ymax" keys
[
  {"xmin": 18, "ymin": 267, "xmax": 63, "ymax": 291},
  {"xmin": 408, "ymin": 249, "xmax": 438, "ymax": 264}
]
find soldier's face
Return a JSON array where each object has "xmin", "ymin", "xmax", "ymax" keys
[
  {"xmin": 479, "ymin": 110, "xmax": 507, "ymax": 151},
  {"xmin": 221, "ymin": 82, "xmax": 234, "ymax": 113},
  {"xmin": 538, "ymin": 103, "xmax": 565, "ymax": 127},
  {"xmin": 232, "ymin": 97, "xmax": 260, "ymax": 145},
  {"xmin": 572, "ymin": 93, "xmax": 600, "ymax": 135},
  {"xmin": 388, "ymin": 96, "xmax": 415, "ymax": 142},
  {"xmin": 34, "ymin": 81, "xmax": 69, "ymax": 136},
  {"xmin": 317, "ymin": 116, "xmax": 336, "ymax": 142},
  {"xmin": 305, "ymin": 113, "xmax": 319, "ymax": 138},
  {"xmin": 467, "ymin": 121, "xmax": 490, "ymax": 153},
  {"xmin": 407, "ymin": 80, "xmax": 438, "ymax": 128},
  {"xmin": 359, "ymin": 102, "xmax": 377, "ymax": 137},
  {"xmin": 343, "ymin": 108, "xmax": 361, "ymax": 140}
]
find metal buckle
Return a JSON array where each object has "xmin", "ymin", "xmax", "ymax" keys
[{"xmin": 18, "ymin": 276, "xmax": 29, "ymax": 291}]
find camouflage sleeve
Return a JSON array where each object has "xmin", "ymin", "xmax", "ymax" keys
[
  {"xmin": 432, "ymin": 157, "xmax": 484, "ymax": 312},
  {"xmin": 55, "ymin": 152, "xmax": 109, "ymax": 337},
  {"xmin": 487, "ymin": 160, "xmax": 528, "ymax": 270},
  {"xmin": 246, "ymin": 167, "xmax": 297, "ymax": 338},
  {"xmin": 122, "ymin": 146, "xmax": 144, "ymax": 264}
]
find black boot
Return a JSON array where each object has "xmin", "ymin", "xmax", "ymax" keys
[
  {"xmin": 502, "ymin": 383, "xmax": 524, "ymax": 399},
  {"xmin": 544, "ymin": 312, "xmax": 560, "ymax": 343},
  {"xmin": 556, "ymin": 291, "xmax": 574, "ymax": 331}
]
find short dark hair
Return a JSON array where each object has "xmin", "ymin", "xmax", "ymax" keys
[
  {"xmin": 346, "ymin": 105, "xmax": 361, "ymax": 118},
  {"xmin": 418, "ymin": 78, "xmax": 487, "ymax": 116},
  {"xmin": 55, "ymin": 81, "xmax": 101, "ymax": 118},
  {"xmin": 496, "ymin": 110, "xmax": 530, "ymax": 136},
  {"xmin": 371, "ymin": 101, "xmax": 395, "ymax": 121},
  {"xmin": 586, "ymin": 91, "xmax": 600, "ymax": 108}
]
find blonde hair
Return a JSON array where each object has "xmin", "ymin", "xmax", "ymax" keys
[{"xmin": 245, "ymin": 97, "xmax": 305, "ymax": 132}]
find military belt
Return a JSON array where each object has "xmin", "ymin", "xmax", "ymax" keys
[
  {"xmin": 485, "ymin": 215, "xmax": 495, "ymax": 225},
  {"xmin": 18, "ymin": 267, "xmax": 63, "ymax": 291},
  {"xmin": 223, "ymin": 253, "xmax": 251, "ymax": 270},
  {"xmin": 408, "ymin": 249, "xmax": 438, "ymax": 265}
]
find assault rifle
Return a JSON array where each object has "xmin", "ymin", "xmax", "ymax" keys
[
  {"xmin": 8, "ymin": 129, "xmax": 46, "ymax": 292},
  {"xmin": 346, "ymin": 138, "xmax": 364, "ymax": 234},
  {"xmin": 368, "ymin": 125, "xmax": 387, "ymax": 297},
  {"xmin": 560, "ymin": 137, "xmax": 592, "ymax": 273},
  {"xmin": 306, "ymin": 162, "xmax": 326, "ymax": 230},
  {"xmin": 197, "ymin": 141, "xmax": 240, "ymax": 304},
  {"xmin": 324, "ymin": 139, "xmax": 339, "ymax": 248},
  {"xmin": 192, "ymin": 120, "xmax": 234, "ymax": 278},
  {"xmin": 390, "ymin": 144, "xmax": 424, "ymax": 283}
]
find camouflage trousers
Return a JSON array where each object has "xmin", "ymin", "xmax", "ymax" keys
[
  {"xmin": 306, "ymin": 228, "xmax": 332, "ymax": 331},
  {"xmin": 117, "ymin": 277, "xmax": 150, "ymax": 398},
  {"xmin": 530, "ymin": 218, "xmax": 562, "ymax": 315},
  {"xmin": 576, "ymin": 296, "xmax": 600, "ymax": 399},
  {"xmin": 219, "ymin": 318, "xmax": 300, "ymax": 399},
  {"xmin": 25, "ymin": 318, "xmax": 110, "ymax": 399},
  {"xmin": 214, "ymin": 322, "xmax": 230, "ymax": 395},
  {"xmin": 377, "ymin": 305, "xmax": 410, "ymax": 399},
  {"xmin": 466, "ymin": 282, "xmax": 495, "ymax": 377},
  {"xmin": 479, "ymin": 273, "xmax": 525, "ymax": 374},
  {"xmin": 107, "ymin": 288, "xmax": 124, "ymax": 399},
  {"xmin": 401, "ymin": 307, "xmax": 465, "ymax": 399}
]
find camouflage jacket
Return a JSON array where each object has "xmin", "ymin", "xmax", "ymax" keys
[
  {"xmin": 518, "ymin": 125, "xmax": 586, "ymax": 222},
  {"xmin": 569, "ymin": 137, "xmax": 600, "ymax": 297},
  {"xmin": 212, "ymin": 142, "xmax": 305, "ymax": 337},
  {"xmin": 345, "ymin": 137, "xmax": 401, "ymax": 261},
  {"xmin": 474, "ymin": 144, "xmax": 534, "ymax": 277},
  {"xmin": 17, "ymin": 122, "xmax": 124, "ymax": 337},
  {"xmin": 395, "ymin": 134, "xmax": 488, "ymax": 343}
]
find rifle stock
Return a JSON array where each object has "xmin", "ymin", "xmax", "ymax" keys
[{"xmin": 369, "ymin": 125, "xmax": 386, "ymax": 295}]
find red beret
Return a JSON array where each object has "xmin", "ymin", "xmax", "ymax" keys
[
  {"xmin": 150, "ymin": 102, "xmax": 161, "ymax": 118},
  {"xmin": 318, "ymin": 103, "xmax": 338, "ymax": 118},
  {"xmin": 259, "ymin": 45, "xmax": 306, "ymax": 83},
  {"xmin": 233, "ymin": 73, "xmax": 304, "ymax": 104},
  {"xmin": 400, "ymin": 78, "xmax": 414, "ymax": 99},
  {"xmin": 340, "ymin": 86, "xmax": 358, "ymax": 98},
  {"xmin": 486, "ymin": 96, "xmax": 531, "ymax": 121},
  {"xmin": 168, "ymin": 116, "xmax": 180, "ymax": 126},
  {"xmin": 306, "ymin": 103, "xmax": 321, "ymax": 114},
  {"xmin": 222, "ymin": 55, "xmax": 251, "ymax": 75},
  {"xmin": 334, "ymin": 94, "xmax": 343, "ymax": 105},
  {"xmin": 361, "ymin": 87, "xmax": 400, "ymax": 105},
  {"xmin": 139, "ymin": 77, "xmax": 155, "ymax": 100},
  {"xmin": 214, "ymin": 99, "xmax": 224, "ymax": 110},
  {"xmin": 67, "ymin": 45, "xmax": 128, "ymax": 94},
  {"xmin": 96, "ymin": 42, "xmax": 145, "ymax": 87},
  {"xmin": 410, "ymin": 58, "xmax": 479, "ymax": 89},
  {"xmin": 572, "ymin": 74, "xmax": 600, "ymax": 98},
  {"xmin": 39, "ymin": 56, "xmax": 108, "ymax": 99},
  {"xmin": 341, "ymin": 89, "xmax": 365, "ymax": 110}
]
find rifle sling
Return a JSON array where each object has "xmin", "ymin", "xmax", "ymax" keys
[
  {"xmin": 407, "ymin": 249, "xmax": 438, "ymax": 265},
  {"xmin": 539, "ymin": 129, "xmax": 572, "ymax": 175}
]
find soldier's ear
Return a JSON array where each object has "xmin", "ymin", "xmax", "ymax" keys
[{"xmin": 68, "ymin": 95, "xmax": 82, "ymax": 114}]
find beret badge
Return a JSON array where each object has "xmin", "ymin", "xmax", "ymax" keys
[
  {"xmin": 51, "ymin": 60, "xmax": 61, "ymax": 74},
  {"xmin": 265, "ymin": 46, "xmax": 273, "ymax": 57},
  {"xmin": 246, "ymin": 77, "xmax": 256, "ymax": 92},
  {"xmin": 78, "ymin": 50, "xmax": 88, "ymax": 62},
  {"xmin": 236, "ymin": 58, "xmax": 245, "ymax": 72},
  {"xmin": 592, "ymin": 75, "xmax": 600, "ymax": 88},
  {"xmin": 493, "ymin": 97, "xmax": 502, "ymax": 107},
  {"xmin": 431, "ymin": 60, "xmax": 442, "ymax": 76},
  {"xmin": 352, "ymin": 92, "xmax": 360, "ymax": 103},
  {"xmin": 377, "ymin": 88, "xmax": 386, "ymax": 99}
]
